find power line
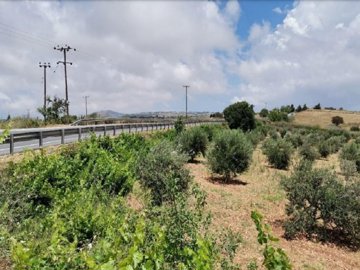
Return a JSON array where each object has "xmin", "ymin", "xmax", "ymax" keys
[{"xmin": 54, "ymin": 44, "xmax": 76, "ymax": 116}]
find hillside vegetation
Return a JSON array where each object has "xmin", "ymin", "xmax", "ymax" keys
[{"xmin": 293, "ymin": 109, "xmax": 360, "ymax": 129}]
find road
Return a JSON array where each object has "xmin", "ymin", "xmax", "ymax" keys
[{"xmin": 0, "ymin": 123, "xmax": 176, "ymax": 156}]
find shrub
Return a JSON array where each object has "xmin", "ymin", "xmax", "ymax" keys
[
  {"xmin": 268, "ymin": 109, "xmax": 288, "ymax": 122},
  {"xmin": 340, "ymin": 159, "xmax": 357, "ymax": 181},
  {"xmin": 318, "ymin": 140, "xmax": 331, "ymax": 158},
  {"xmin": 259, "ymin": 108, "xmax": 269, "ymax": 118},
  {"xmin": 282, "ymin": 161, "xmax": 360, "ymax": 247},
  {"xmin": 326, "ymin": 136, "xmax": 345, "ymax": 153},
  {"xmin": 262, "ymin": 138, "xmax": 293, "ymax": 170},
  {"xmin": 299, "ymin": 143, "xmax": 319, "ymax": 162},
  {"xmin": 199, "ymin": 124, "xmax": 223, "ymax": 142},
  {"xmin": 284, "ymin": 132, "xmax": 303, "ymax": 148},
  {"xmin": 350, "ymin": 126, "xmax": 360, "ymax": 132},
  {"xmin": 177, "ymin": 127, "xmax": 208, "ymax": 161},
  {"xmin": 223, "ymin": 101, "xmax": 256, "ymax": 131},
  {"xmin": 340, "ymin": 142, "xmax": 360, "ymax": 172},
  {"xmin": 313, "ymin": 103, "xmax": 321, "ymax": 110},
  {"xmin": 174, "ymin": 117, "xmax": 185, "ymax": 134},
  {"xmin": 207, "ymin": 130, "xmax": 253, "ymax": 181},
  {"xmin": 332, "ymin": 116, "xmax": 344, "ymax": 126},
  {"xmin": 136, "ymin": 141, "xmax": 191, "ymax": 205}
]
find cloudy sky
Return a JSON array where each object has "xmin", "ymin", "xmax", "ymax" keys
[{"xmin": 1, "ymin": 0, "xmax": 360, "ymax": 118}]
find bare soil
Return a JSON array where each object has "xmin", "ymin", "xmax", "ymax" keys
[{"xmin": 186, "ymin": 148, "xmax": 360, "ymax": 270}]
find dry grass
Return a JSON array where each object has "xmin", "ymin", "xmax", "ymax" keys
[
  {"xmin": 293, "ymin": 109, "xmax": 360, "ymax": 129},
  {"xmin": 186, "ymin": 148, "xmax": 360, "ymax": 270}
]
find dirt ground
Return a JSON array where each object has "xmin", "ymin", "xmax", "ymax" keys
[{"xmin": 186, "ymin": 148, "xmax": 360, "ymax": 270}]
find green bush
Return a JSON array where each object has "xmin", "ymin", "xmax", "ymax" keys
[
  {"xmin": 268, "ymin": 109, "xmax": 288, "ymax": 122},
  {"xmin": 177, "ymin": 127, "xmax": 208, "ymax": 161},
  {"xmin": 199, "ymin": 124, "xmax": 223, "ymax": 142},
  {"xmin": 136, "ymin": 141, "xmax": 191, "ymax": 205},
  {"xmin": 207, "ymin": 130, "xmax": 253, "ymax": 181},
  {"xmin": 262, "ymin": 138, "xmax": 293, "ymax": 170},
  {"xmin": 259, "ymin": 108, "xmax": 269, "ymax": 118},
  {"xmin": 284, "ymin": 132, "xmax": 303, "ymax": 148},
  {"xmin": 282, "ymin": 161, "xmax": 360, "ymax": 247},
  {"xmin": 223, "ymin": 101, "xmax": 256, "ymax": 131},
  {"xmin": 318, "ymin": 140, "xmax": 331, "ymax": 158},
  {"xmin": 299, "ymin": 143, "xmax": 319, "ymax": 162},
  {"xmin": 350, "ymin": 126, "xmax": 360, "ymax": 132},
  {"xmin": 174, "ymin": 116, "xmax": 185, "ymax": 134},
  {"xmin": 331, "ymin": 116, "xmax": 344, "ymax": 126},
  {"xmin": 340, "ymin": 142, "xmax": 360, "ymax": 172}
]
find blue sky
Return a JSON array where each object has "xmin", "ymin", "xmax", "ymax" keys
[
  {"xmin": 1, "ymin": 1, "xmax": 360, "ymax": 117},
  {"xmin": 235, "ymin": 0, "xmax": 294, "ymax": 39}
]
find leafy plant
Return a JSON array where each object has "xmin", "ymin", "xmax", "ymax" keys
[
  {"xmin": 223, "ymin": 101, "xmax": 256, "ymax": 131},
  {"xmin": 251, "ymin": 211, "xmax": 292, "ymax": 270},
  {"xmin": 262, "ymin": 138, "xmax": 293, "ymax": 170},
  {"xmin": 174, "ymin": 116, "xmax": 185, "ymax": 134},
  {"xmin": 331, "ymin": 116, "xmax": 344, "ymax": 126},
  {"xmin": 136, "ymin": 141, "xmax": 191, "ymax": 205},
  {"xmin": 177, "ymin": 127, "xmax": 208, "ymax": 161},
  {"xmin": 207, "ymin": 130, "xmax": 253, "ymax": 182}
]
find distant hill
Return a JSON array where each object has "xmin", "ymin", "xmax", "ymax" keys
[
  {"xmin": 293, "ymin": 109, "xmax": 360, "ymax": 129},
  {"xmin": 94, "ymin": 110, "xmax": 125, "ymax": 118}
]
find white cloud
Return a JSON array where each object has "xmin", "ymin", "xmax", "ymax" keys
[
  {"xmin": 236, "ymin": 1, "xmax": 360, "ymax": 111},
  {"xmin": 0, "ymin": 1, "xmax": 240, "ymax": 117}
]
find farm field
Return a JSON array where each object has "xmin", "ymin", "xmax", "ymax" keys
[
  {"xmin": 187, "ymin": 150, "xmax": 360, "ymax": 269},
  {"xmin": 0, "ymin": 117, "xmax": 360, "ymax": 269},
  {"xmin": 293, "ymin": 109, "xmax": 360, "ymax": 129}
]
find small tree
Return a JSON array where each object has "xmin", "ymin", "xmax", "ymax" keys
[
  {"xmin": 268, "ymin": 109, "xmax": 288, "ymax": 122},
  {"xmin": 262, "ymin": 138, "xmax": 293, "ymax": 169},
  {"xmin": 302, "ymin": 104, "xmax": 308, "ymax": 111},
  {"xmin": 332, "ymin": 116, "xmax": 344, "ymax": 126},
  {"xmin": 37, "ymin": 96, "xmax": 68, "ymax": 123},
  {"xmin": 207, "ymin": 130, "xmax": 253, "ymax": 182},
  {"xmin": 177, "ymin": 127, "xmax": 208, "ymax": 161},
  {"xmin": 223, "ymin": 101, "xmax": 256, "ymax": 132},
  {"xmin": 295, "ymin": 105, "xmax": 302, "ymax": 112},
  {"xmin": 259, "ymin": 108, "xmax": 269, "ymax": 118},
  {"xmin": 313, "ymin": 103, "xmax": 321, "ymax": 110},
  {"xmin": 174, "ymin": 117, "xmax": 185, "ymax": 134}
]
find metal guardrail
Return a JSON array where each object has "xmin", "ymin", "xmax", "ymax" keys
[{"xmin": 1, "ymin": 120, "xmax": 224, "ymax": 155}]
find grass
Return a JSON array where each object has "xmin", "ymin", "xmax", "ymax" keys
[
  {"xmin": 293, "ymin": 109, "xmax": 360, "ymax": 129},
  {"xmin": 185, "ymin": 148, "xmax": 360, "ymax": 269}
]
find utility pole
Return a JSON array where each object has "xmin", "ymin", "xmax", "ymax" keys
[
  {"xmin": 183, "ymin": 85, "xmax": 190, "ymax": 119},
  {"xmin": 83, "ymin": 95, "xmax": 89, "ymax": 118},
  {"xmin": 54, "ymin": 45, "xmax": 76, "ymax": 116},
  {"xmin": 39, "ymin": 62, "xmax": 51, "ymax": 120}
]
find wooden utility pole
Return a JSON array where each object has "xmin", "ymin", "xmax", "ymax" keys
[
  {"xmin": 54, "ymin": 45, "xmax": 76, "ymax": 116},
  {"xmin": 83, "ymin": 95, "xmax": 89, "ymax": 118},
  {"xmin": 183, "ymin": 85, "xmax": 190, "ymax": 119},
  {"xmin": 39, "ymin": 62, "xmax": 51, "ymax": 119}
]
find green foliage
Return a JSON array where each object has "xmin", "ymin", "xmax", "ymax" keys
[
  {"xmin": 136, "ymin": 141, "xmax": 191, "ymax": 206},
  {"xmin": 313, "ymin": 103, "xmax": 321, "ymax": 110},
  {"xmin": 262, "ymin": 138, "xmax": 293, "ymax": 170},
  {"xmin": 174, "ymin": 117, "xmax": 185, "ymax": 134},
  {"xmin": 199, "ymin": 124, "xmax": 224, "ymax": 142},
  {"xmin": 350, "ymin": 126, "xmax": 360, "ymax": 132},
  {"xmin": 299, "ymin": 143, "xmax": 319, "ymax": 162},
  {"xmin": 340, "ymin": 142, "xmax": 360, "ymax": 172},
  {"xmin": 318, "ymin": 140, "xmax": 331, "ymax": 158},
  {"xmin": 0, "ymin": 126, "xmax": 10, "ymax": 144},
  {"xmin": 259, "ymin": 108, "xmax": 269, "ymax": 118},
  {"xmin": 284, "ymin": 132, "xmax": 303, "ymax": 148},
  {"xmin": 207, "ymin": 130, "xmax": 253, "ymax": 181},
  {"xmin": 219, "ymin": 229, "xmax": 242, "ymax": 270},
  {"xmin": 268, "ymin": 109, "xmax": 288, "ymax": 122},
  {"xmin": 37, "ymin": 96, "xmax": 76, "ymax": 124},
  {"xmin": 251, "ymin": 211, "xmax": 292, "ymax": 270},
  {"xmin": 331, "ymin": 116, "xmax": 344, "ymax": 126},
  {"xmin": 177, "ymin": 127, "xmax": 208, "ymax": 161},
  {"xmin": 223, "ymin": 101, "xmax": 256, "ymax": 131},
  {"xmin": 282, "ymin": 161, "xmax": 360, "ymax": 247}
]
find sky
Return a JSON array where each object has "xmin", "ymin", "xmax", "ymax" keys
[{"xmin": 1, "ymin": 0, "xmax": 360, "ymax": 117}]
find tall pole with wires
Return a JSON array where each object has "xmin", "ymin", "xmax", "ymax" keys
[
  {"xmin": 183, "ymin": 85, "xmax": 190, "ymax": 119},
  {"xmin": 54, "ymin": 45, "xmax": 76, "ymax": 116},
  {"xmin": 83, "ymin": 95, "xmax": 89, "ymax": 118},
  {"xmin": 39, "ymin": 62, "xmax": 51, "ymax": 120}
]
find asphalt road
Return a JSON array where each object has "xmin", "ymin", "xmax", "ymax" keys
[{"xmin": 0, "ymin": 124, "xmax": 176, "ymax": 156}]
